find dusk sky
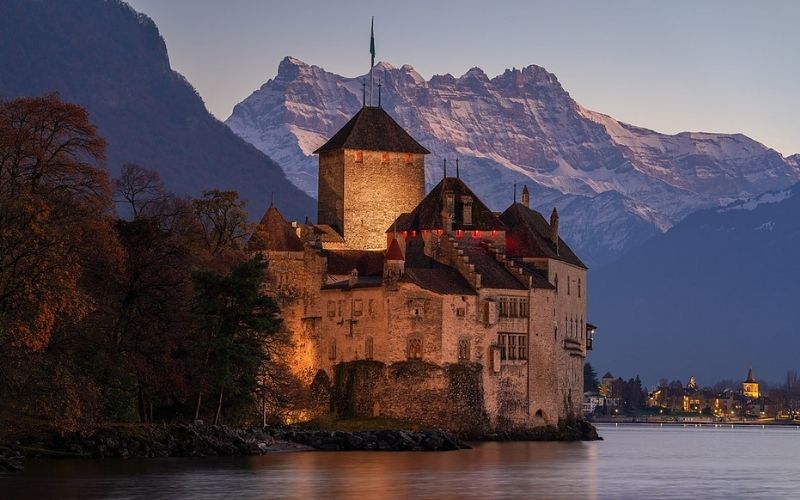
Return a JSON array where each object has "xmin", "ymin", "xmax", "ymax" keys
[{"xmin": 127, "ymin": 0, "xmax": 799, "ymax": 155}]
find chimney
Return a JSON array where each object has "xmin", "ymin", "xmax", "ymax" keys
[
  {"xmin": 521, "ymin": 185, "xmax": 530, "ymax": 208},
  {"xmin": 349, "ymin": 268, "xmax": 358, "ymax": 287},
  {"xmin": 550, "ymin": 207, "xmax": 559, "ymax": 255}
]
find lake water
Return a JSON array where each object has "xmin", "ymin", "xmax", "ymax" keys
[{"xmin": 3, "ymin": 424, "xmax": 800, "ymax": 499}]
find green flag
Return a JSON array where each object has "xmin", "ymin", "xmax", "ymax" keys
[{"xmin": 370, "ymin": 17, "xmax": 375, "ymax": 67}]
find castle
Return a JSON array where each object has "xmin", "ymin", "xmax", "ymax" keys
[{"xmin": 251, "ymin": 104, "xmax": 595, "ymax": 432}]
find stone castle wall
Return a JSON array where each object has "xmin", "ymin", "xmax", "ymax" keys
[
  {"xmin": 331, "ymin": 359, "xmax": 490, "ymax": 433},
  {"xmin": 342, "ymin": 150, "xmax": 425, "ymax": 250}
]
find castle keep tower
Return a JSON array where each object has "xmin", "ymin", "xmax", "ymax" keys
[{"xmin": 313, "ymin": 107, "xmax": 429, "ymax": 250}]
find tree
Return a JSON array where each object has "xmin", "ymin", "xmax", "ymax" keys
[
  {"xmin": 192, "ymin": 189, "xmax": 251, "ymax": 262},
  {"xmin": 584, "ymin": 362, "xmax": 599, "ymax": 393},
  {"xmin": 0, "ymin": 94, "xmax": 111, "ymax": 350},
  {"xmin": 192, "ymin": 255, "xmax": 284, "ymax": 424}
]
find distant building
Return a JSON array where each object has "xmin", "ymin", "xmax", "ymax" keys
[
  {"xmin": 252, "ymin": 103, "xmax": 596, "ymax": 432},
  {"xmin": 742, "ymin": 367, "xmax": 759, "ymax": 399}
]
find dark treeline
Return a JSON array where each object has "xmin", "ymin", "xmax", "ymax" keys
[{"xmin": 0, "ymin": 95, "xmax": 298, "ymax": 439}]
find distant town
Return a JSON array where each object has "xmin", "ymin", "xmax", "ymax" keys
[{"xmin": 583, "ymin": 365, "xmax": 800, "ymax": 423}]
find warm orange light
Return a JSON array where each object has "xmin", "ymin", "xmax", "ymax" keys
[
  {"xmin": 491, "ymin": 230, "xmax": 497, "ymax": 237},
  {"xmin": 473, "ymin": 230, "xmax": 480, "ymax": 238},
  {"xmin": 411, "ymin": 230, "xmax": 417, "ymax": 238},
  {"xmin": 457, "ymin": 229, "xmax": 463, "ymax": 237}
]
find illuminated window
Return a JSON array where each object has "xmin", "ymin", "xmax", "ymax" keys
[
  {"xmin": 354, "ymin": 151, "xmax": 364, "ymax": 163},
  {"xmin": 408, "ymin": 337, "xmax": 422, "ymax": 360},
  {"xmin": 458, "ymin": 338, "xmax": 470, "ymax": 361},
  {"xmin": 381, "ymin": 152, "xmax": 389, "ymax": 163},
  {"xmin": 404, "ymin": 153, "xmax": 413, "ymax": 164}
]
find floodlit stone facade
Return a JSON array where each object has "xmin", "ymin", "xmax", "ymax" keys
[{"xmin": 252, "ymin": 105, "xmax": 594, "ymax": 432}]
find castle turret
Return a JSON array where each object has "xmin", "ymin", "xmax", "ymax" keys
[
  {"xmin": 521, "ymin": 185, "xmax": 530, "ymax": 208},
  {"xmin": 549, "ymin": 207, "xmax": 560, "ymax": 255},
  {"xmin": 313, "ymin": 107, "xmax": 429, "ymax": 250},
  {"xmin": 384, "ymin": 237, "xmax": 405, "ymax": 286}
]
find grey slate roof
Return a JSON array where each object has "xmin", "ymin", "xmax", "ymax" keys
[
  {"xmin": 500, "ymin": 203, "xmax": 587, "ymax": 269},
  {"xmin": 388, "ymin": 177, "xmax": 507, "ymax": 233},
  {"xmin": 313, "ymin": 106, "xmax": 430, "ymax": 154}
]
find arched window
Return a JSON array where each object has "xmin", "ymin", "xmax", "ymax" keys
[{"xmin": 408, "ymin": 337, "xmax": 422, "ymax": 360}]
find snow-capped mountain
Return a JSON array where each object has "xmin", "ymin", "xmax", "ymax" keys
[{"xmin": 226, "ymin": 57, "xmax": 799, "ymax": 265}]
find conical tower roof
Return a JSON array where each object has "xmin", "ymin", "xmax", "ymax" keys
[{"xmin": 249, "ymin": 205, "xmax": 304, "ymax": 252}]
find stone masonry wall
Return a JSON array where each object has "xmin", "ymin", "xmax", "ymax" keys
[
  {"xmin": 342, "ymin": 150, "xmax": 425, "ymax": 250},
  {"xmin": 332, "ymin": 359, "xmax": 490, "ymax": 433},
  {"xmin": 318, "ymin": 151, "xmax": 344, "ymax": 231}
]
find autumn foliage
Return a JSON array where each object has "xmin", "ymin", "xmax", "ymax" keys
[{"xmin": 0, "ymin": 95, "xmax": 288, "ymax": 438}]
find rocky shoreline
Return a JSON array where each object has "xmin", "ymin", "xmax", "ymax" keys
[{"xmin": 0, "ymin": 420, "xmax": 600, "ymax": 472}]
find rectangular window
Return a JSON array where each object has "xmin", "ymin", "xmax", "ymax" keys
[
  {"xmin": 404, "ymin": 153, "xmax": 413, "ymax": 164},
  {"xmin": 337, "ymin": 300, "xmax": 344, "ymax": 317},
  {"xmin": 456, "ymin": 307, "xmax": 466, "ymax": 317},
  {"xmin": 458, "ymin": 339, "xmax": 470, "ymax": 361},
  {"xmin": 520, "ymin": 298, "xmax": 529, "ymax": 318},
  {"xmin": 508, "ymin": 335, "xmax": 517, "ymax": 360},
  {"xmin": 365, "ymin": 337, "xmax": 374, "ymax": 360},
  {"xmin": 352, "ymin": 299, "xmax": 363, "ymax": 317},
  {"xmin": 327, "ymin": 300, "xmax": 336, "ymax": 318},
  {"xmin": 328, "ymin": 339, "xmax": 337, "ymax": 360},
  {"xmin": 498, "ymin": 333, "xmax": 528, "ymax": 362},
  {"xmin": 509, "ymin": 298, "xmax": 518, "ymax": 318},
  {"xmin": 518, "ymin": 335, "xmax": 527, "ymax": 360},
  {"xmin": 354, "ymin": 151, "xmax": 364, "ymax": 163}
]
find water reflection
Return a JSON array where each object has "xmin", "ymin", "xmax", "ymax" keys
[{"xmin": 3, "ymin": 425, "xmax": 800, "ymax": 499}]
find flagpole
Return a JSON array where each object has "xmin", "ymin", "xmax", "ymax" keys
[{"xmin": 369, "ymin": 16, "xmax": 375, "ymax": 106}]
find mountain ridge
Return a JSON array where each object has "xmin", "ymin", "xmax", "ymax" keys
[{"xmin": 227, "ymin": 56, "xmax": 798, "ymax": 264}]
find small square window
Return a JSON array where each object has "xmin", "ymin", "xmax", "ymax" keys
[
  {"xmin": 354, "ymin": 151, "xmax": 364, "ymax": 163},
  {"xmin": 381, "ymin": 152, "xmax": 389, "ymax": 163},
  {"xmin": 404, "ymin": 153, "xmax": 413, "ymax": 164}
]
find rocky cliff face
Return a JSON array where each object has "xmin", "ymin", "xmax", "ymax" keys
[
  {"xmin": 226, "ymin": 57, "xmax": 799, "ymax": 265},
  {"xmin": 0, "ymin": 0, "xmax": 314, "ymax": 221}
]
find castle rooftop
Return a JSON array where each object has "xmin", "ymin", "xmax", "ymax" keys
[
  {"xmin": 501, "ymin": 202, "xmax": 586, "ymax": 269},
  {"xmin": 313, "ymin": 106, "xmax": 430, "ymax": 154},
  {"xmin": 249, "ymin": 205, "xmax": 304, "ymax": 252},
  {"xmin": 388, "ymin": 177, "xmax": 507, "ymax": 233}
]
